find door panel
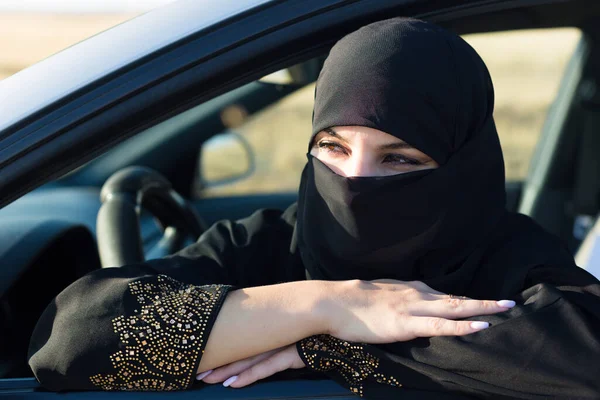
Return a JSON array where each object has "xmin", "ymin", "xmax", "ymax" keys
[{"xmin": 0, "ymin": 377, "xmax": 471, "ymax": 399}]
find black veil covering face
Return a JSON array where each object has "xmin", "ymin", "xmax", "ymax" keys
[{"xmin": 297, "ymin": 18, "xmax": 506, "ymax": 292}]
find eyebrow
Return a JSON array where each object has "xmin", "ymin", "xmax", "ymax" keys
[
  {"xmin": 323, "ymin": 127, "xmax": 414, "ymax": 150},
  {"xmin": 323, "ymin": 128, "xmax": 348, "ymax": 143}
]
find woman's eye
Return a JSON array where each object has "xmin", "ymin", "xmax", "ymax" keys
[
  {"xmin": 383, "ymin": 154, "xmax": 421, "ymax": 165},
  {"xmin": 318, "ymin": 141, "xmax": 347, "ymax": 155}
]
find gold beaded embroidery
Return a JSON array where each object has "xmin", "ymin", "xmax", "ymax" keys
[
  {"xmin": 298, "ymin": 335, "xmax": 402, "ymax": 397},
  {"xmin": 90, "ymin": 275, "xmax": 229, "ymax": 391}
]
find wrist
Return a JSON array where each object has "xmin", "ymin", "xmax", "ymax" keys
[{"xmin": 310, "ymin": 279, "xmax": 356, "ymax": 336}]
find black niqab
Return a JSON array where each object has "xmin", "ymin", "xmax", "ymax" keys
[{"xmin": 297, "ymin": 18, "xmax": 506, "ymax": 290}]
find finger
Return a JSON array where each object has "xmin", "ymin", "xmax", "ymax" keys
[
  {"xmin": 201, "ymin": 349, "xmax": 278, "ymax": 384},
  {"xmin": 229, "ymin": 346, "xmax": 304, "ymax": 388},
  {"xmin": 429, "ymin": 293, "xmax": 472, "ymax": 301},
  {"xmin": 414, "ymin": 297, "xmax": 514, "ymax": 319},
  {"xmin": 421, "ymin": 290, "xmax": 457, "ymax": 301},
  {"xmin": 411, "ymin": 317, "xmax": 490, "ymax": 338}
]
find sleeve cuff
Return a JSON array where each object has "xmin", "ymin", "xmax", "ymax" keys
[
  {"xmin": 297, "ymin": 335, "xmax": 403, "ymax": 397},
  {"xmin": 89, "ymin": 275, "xmax": 232, "ymax": 391}
]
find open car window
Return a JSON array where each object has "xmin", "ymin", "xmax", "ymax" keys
[{"xmin": 196, "ymin": 27, "xmax": 582, "ymax": 199}]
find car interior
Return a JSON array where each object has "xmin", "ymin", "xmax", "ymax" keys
[{"xmin": 1, "ymin": 0, "xmax": 600, "ymax": 396}]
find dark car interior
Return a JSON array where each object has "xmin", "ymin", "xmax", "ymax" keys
[{"xmin": 1, "ymin": 0, "xmax": 600, "ymax": 397}]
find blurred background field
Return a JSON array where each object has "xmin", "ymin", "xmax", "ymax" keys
[
  {"xmin": 0, "ymin": 10, "xmax": 581, "ymax": 195},
  {"xmin": 0, "ymin": 14, "xmax": 133, "ymax": 80}
]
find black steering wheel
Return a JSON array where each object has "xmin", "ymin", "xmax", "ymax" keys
[{"xmin": 96, "ymin": 166, "xmax": 206, "ymax": 268}]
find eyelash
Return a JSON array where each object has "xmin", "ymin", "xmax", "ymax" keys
[{"xmin": 317, "ymin": 141, "xmax": 422, "ymax": 165}]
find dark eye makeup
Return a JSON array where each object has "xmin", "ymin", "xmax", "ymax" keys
[
  {"xmin": 382, "ymin": 153, "xmax": 422, "ymax": 166},
  {"xmin": 317, "ymin": 141, "xmax": 347, "ymax": 154},
  {"xmin": 316, "ymin": 141, "xmax": 422, "ymax": 166}
]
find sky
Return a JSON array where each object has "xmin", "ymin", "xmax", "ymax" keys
[{"xmin": 0, "ymin": 0, "xmax": 176, "ymax": 13}]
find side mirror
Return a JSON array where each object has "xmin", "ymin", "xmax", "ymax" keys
[
  {"xmin": 259, "ymin": 57, "xmax": 325, "ymax": 86},
  {"xmin": 197, "ymin": 131, "xmax": 255, "ymax": 191}
]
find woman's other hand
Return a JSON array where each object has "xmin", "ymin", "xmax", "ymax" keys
[
  {"xmin": 197, "ymin": 345, "xmax": 303, "ymax": 388},
  {"xmin": 321, "ymin": 279, "xmax": 515, "ymax": 343}
]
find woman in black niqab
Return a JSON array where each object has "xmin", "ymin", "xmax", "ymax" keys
[
  {"xmin": 295, "ymin": 18, "xmax": 600, "ymax": 398},
  {"xmin": 28, "ymin": 17, "xmax": 600, "ymax": 399},
  {"xmin": 298, "ymin": 17, "xmax": 506, "ymax": 290}
]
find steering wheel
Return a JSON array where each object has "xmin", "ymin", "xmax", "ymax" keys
[{"xmin": 96, "ymin": 166, "xmax": 206, "ymax": 268}]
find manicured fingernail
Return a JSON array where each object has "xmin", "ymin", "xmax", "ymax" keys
[
  {"xmin": 471, "ymin": 321, "xmax": 489, "ymax": 330},
  {"xmin": 196, "ymin": 370, "xmax": 213, "ymax": 380},
  {"xmin": 223, "ymin": 376, "xmax": 238, "ymax": 387},
  {"xmin": 497, "ymin": 300, "xmax": 516, "ymax": 308}
]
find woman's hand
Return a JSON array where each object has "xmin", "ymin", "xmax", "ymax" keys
[
  {"xmin": 197, "ymin": 279, "xmax": 513, "ymax": 374},
  {"xmin": 320, "ymin": 279, "xmax": 515, "ymax": 343},
  {"xmin": 195, "ymin": 278, "xmax": 514, "ymax": 388},
  {"xmin": 197, "ymin": 345, "xmax": 304, "ymax": 388}
]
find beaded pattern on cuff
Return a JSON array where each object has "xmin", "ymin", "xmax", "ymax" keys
[
  {"xmin": 297, "ymin": 335, "xmax": 402, "ymax": 397},
  {"xmin": 90, "ymin": 275, "xmax": 230, "ymax": 391}
]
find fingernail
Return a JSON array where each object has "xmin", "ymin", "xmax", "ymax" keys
[
  {"xmin": 223, "ymin": 376, "xmax": 238, "ymax": 387},
  {"xmin": 196, "ymin": 370, "xmax": 213, "ymax": 380},
  {"xmin": 497, "ymin": 300, "xmax": 516, "ymax": 308},
  {"xmin": 471, "ymin": 321, "xmax": 489, "ymax": 330}
]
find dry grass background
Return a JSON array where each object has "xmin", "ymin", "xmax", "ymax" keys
[
  {"xmin": 0, "ymin": 14, "xmax": 581, "ymax": 197},
  {"xmin": 0, "ymin": 13, "xmax": 134, "ymax": 80}
]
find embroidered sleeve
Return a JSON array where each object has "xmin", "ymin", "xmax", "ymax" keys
[
  {"xmin": 297, "ymin": 335, "xmax": 402, "ymax": 397},
  {"xmin": 89, "ymin": 275, "xmax": 231, "ymax": 391}
]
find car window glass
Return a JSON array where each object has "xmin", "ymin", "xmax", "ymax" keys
[
  {"xmin": 0, "ymin": 1, "xmax": 174, "ymax": 81},
  {"xmin": 197, "ymin": 27, "xmax": 582, "ymax": 199}
]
